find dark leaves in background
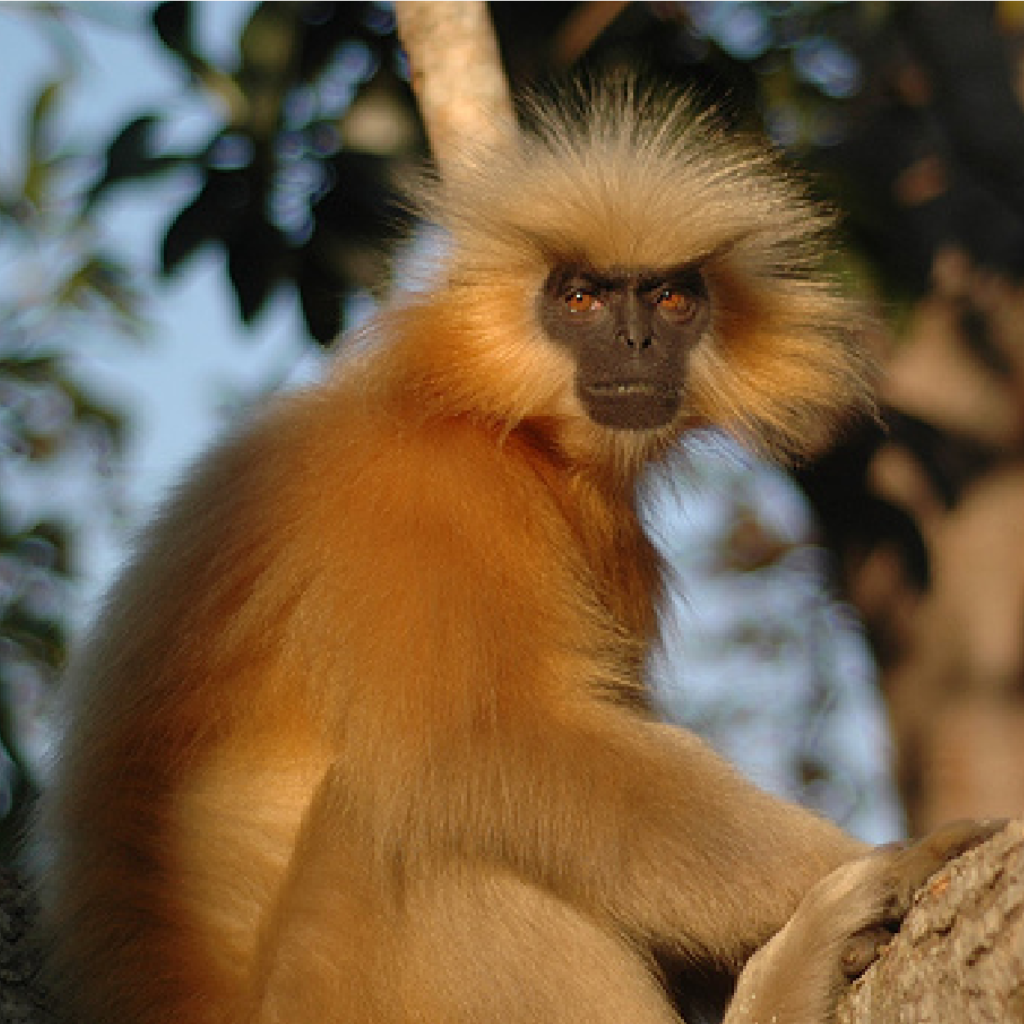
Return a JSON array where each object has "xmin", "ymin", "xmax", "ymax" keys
[
  {"xmin": 227, "ymin": 215, "xmax": 289, "ymax": 325},
  {"xmin": 161, "ymin": 164, "xmax": 261, "ymax": 275},
  {"xmin": 90, "ymin": 1, "xmax": 420, "ymax": 342},
  {"xmin": 152, "ymin": 0, "xmax": 194, "ymax": 63},
  {"xmin": 86, "ymin": 115, "xmax": 184, "ymax": 209},
  {"xmin": 297, "ymin": 247, "xmax": 344, "ymax": 347},
  {"xmin": 0, "ymin": 515, "xmax": 73, "ymax": 823}
]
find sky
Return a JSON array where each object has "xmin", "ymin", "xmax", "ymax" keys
[
  {"xmin": 1, "ymin": 2, "xmax": 322, "ymax": 613},
  {"xmin": 0, "ymin": 2, "xmax": 904, "ymax": 842}
]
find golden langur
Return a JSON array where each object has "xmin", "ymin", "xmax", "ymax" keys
[{"xmin": 34, "ymin": 83, "xmax": 996, "ymax": 1024}]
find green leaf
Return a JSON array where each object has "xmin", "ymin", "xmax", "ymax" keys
[
  {"xmin": 0, "ymin": 354, "xmax": 62, "ymax": 383},
  {"xmin": 237, "ymin": 4, "xmax": 299, "ymax": 138},
  {"xmin": 28, "ymin": 79, "xmax": 63, "ymax": 167}
]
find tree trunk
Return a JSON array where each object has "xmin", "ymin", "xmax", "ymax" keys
[
  {"xmin": 798, "ymin": 6, "xmax": 1024, "ymax": 838},
  {"xmin": 838, "ymin": 820, "xmax": 1024, "ymax": 1024}
]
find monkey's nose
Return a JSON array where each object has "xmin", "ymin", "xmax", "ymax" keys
[{"xmin": 621, "ymin": 333, "xmax": 653, "ymax": 352}]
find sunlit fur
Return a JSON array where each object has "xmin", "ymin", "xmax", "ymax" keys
[
  {"xmin": 397, "ymin": 81, "xmax": 876, "ymax": 474},
  {"xmin": 35, "ymin": 82, "xmax": 878, "ymax": 1024}
]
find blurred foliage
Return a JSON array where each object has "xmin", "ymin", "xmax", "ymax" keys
[
  {"xmin": 1, "ymin": 56, "xmax": 145, "ymax": 846},
  {"xmin": 83, "ymin": 1, "xmax": 899, "ymax": 345},
  {"xmin": 89, "ymin": 2, "xmax": 1024, "ymax": 339},
  {"xmin": 88, "ymin": 1, "xmax": 424, "ymax": 344}
]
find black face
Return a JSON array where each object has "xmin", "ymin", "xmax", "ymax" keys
[{"xmin": 539, "ymin": 263, "xmax": 710, "ymax": 431}]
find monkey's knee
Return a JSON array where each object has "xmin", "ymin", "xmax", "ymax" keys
[{"xmin": 399, "ymin": 871, "xmax": 678, "ymax": 1024}]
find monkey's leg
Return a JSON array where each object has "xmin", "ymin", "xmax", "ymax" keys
[
  {"xmin": 245, "ymin": 767, "xmax": 682, "ymax": 1024},
  {"xmin": 396, "ymin": 870, "xmax": 683, "ymax": 1024},
  {"xmin": 722, "ymin": 820, "xmax": 1004, "ymax": 1024}
]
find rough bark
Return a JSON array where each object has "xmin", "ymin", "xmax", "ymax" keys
[
  {"xmin": 838, "ymin": 819, "xmax": 1024, "ymax": 1024},
  {"xmin": 1, "ymin": 866, "xmax": 51, "ymax": 1023}
]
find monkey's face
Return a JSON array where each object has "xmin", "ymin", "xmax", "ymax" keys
[
  {"xmin": 409, "ymin": 81, "xmax": 877, "ymax": 470},
  {"xmin": 539, "ymin": 264, "xmax": 710, "ymax": 431}
]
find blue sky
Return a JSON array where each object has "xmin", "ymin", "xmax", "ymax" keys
[{"xmin": 1, "ymin": 2, "xmax": 322, "ymax": 616}]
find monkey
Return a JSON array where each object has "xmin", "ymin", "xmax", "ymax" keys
[{"xmin": 31, "ymin": 80, "xmax": 998, "ymax": 1024}]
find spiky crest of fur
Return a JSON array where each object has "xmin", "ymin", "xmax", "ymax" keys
[{"xmin": 379, "ymin": 79, "xmax": 877, "ymax": 478}]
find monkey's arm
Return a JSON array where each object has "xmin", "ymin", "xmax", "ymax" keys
[
  {"xmin": 537, "ymin": 715, "xmax": 866, "ymax": 963},
  {"xmin": 457, "ymin": 707, "xmax": 865, "ymax": 967},
  {"xmin": 321, "ymin": 420, "xmax": 865, "ymax": 971}
]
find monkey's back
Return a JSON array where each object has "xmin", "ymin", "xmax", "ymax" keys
[{"xmin": 35, "ymin": 346, "xmax": 642, "ymax": 1023}]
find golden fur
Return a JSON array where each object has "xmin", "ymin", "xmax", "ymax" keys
[{"xmin": 35, "ymin": 83, "xmax": 880, "ymax": 1024}]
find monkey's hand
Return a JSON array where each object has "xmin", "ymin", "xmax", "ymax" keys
[{"xmin": 722, "ymin": 819, "xmax": 1006, "ymax": 1024}]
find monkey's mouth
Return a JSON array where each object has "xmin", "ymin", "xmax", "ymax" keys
[{"xmin": 579, "ymin": 381, "xmax": 681, "ymax": 431}]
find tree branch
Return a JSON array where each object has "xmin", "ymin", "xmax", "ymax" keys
[
  {"xmin": 392, "ymin": 1, "xmax": 516, "ymax": 172},
  {"xmin": 838, "ymin": 819, "xmax": 1024, "ymax": 1024}
]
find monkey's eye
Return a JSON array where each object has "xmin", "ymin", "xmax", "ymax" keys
[
  {"xmin": 652, "ymin": 268, "xmax": 706, "ymax": 318},
  {"xmin": 565, "ymin": 288, "xmax": 603, "ymax": 314},
  {"xmin": 655, "ymin": 289, "xmax": 694, "ymax": 314}
]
